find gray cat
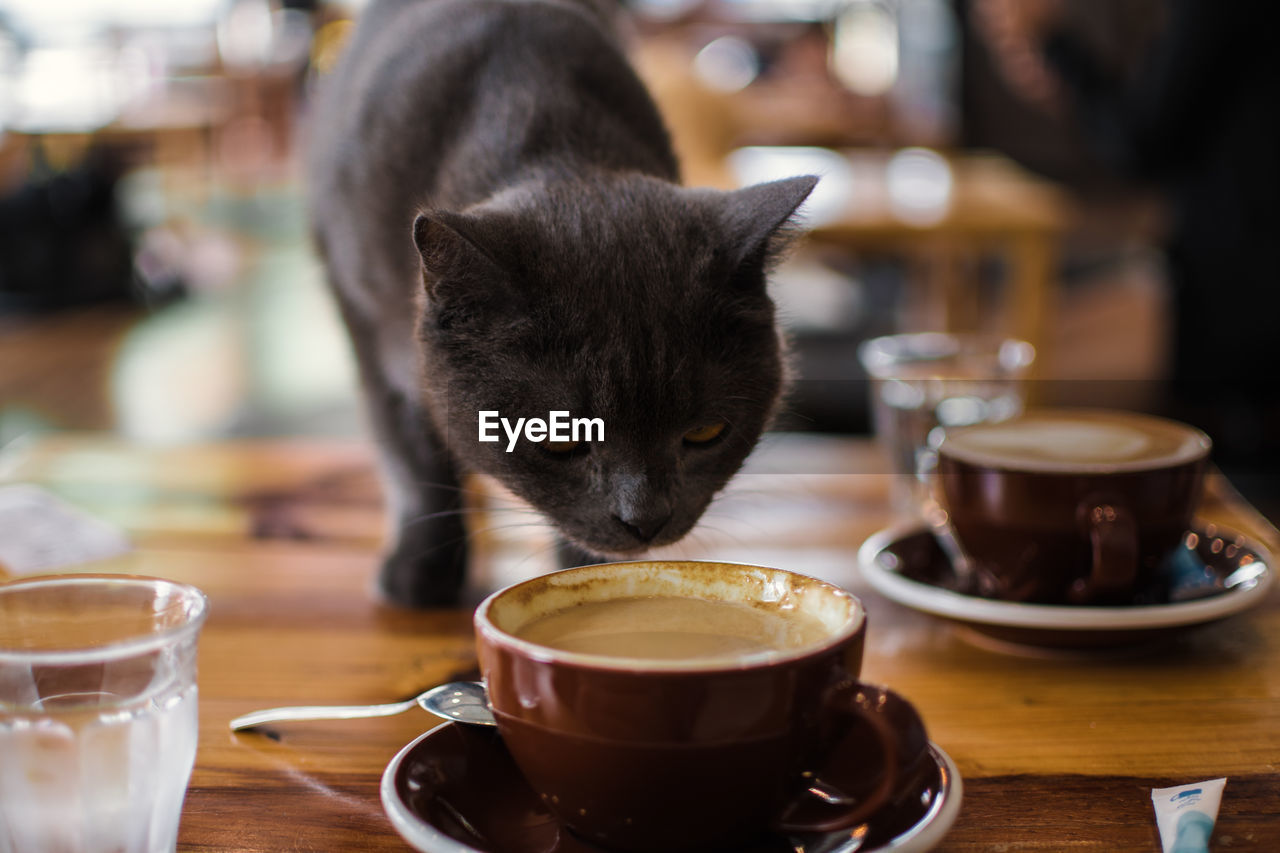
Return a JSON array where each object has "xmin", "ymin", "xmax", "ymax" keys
[{"xmin": 308, "ymin": 0, "xmax": 817, "ymax": 606}]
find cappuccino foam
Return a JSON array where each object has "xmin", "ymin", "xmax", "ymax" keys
[
  {"xmin": 941, "ymin": 410, "xmax": 1209, "ymax": 472},
  {"xmin": 514, "ymin": 595, "xmax": 829, "ymax": 661}
]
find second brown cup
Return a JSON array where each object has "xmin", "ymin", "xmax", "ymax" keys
[
  {"xmin": 937, "ymin": 408, "xmax": 1212, "ymax": 604},
  {"xmin": 474, "ymin": 560, "xmax": 933, "ymax": 852}
]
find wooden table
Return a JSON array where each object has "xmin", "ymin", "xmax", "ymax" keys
[{"xmin": 2, "ymin": 433, "xmax": 1278, "ymax": 851}]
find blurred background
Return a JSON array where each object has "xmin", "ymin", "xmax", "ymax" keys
[{"xmin": 0, "ymin": 0, "xmax": 1275, "ymax": 517}]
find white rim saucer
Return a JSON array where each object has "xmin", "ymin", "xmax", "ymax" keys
[
  {"xmin": 857, "ymin": 522, "xmax": 1274, "ymax": 632},
  {"xmin": 381, "ymin": 722, "xmax": 964, "ymax": 853},
  {"xmin": 381, "ymin": 726, "xmax": 474, "ymax": 853}
]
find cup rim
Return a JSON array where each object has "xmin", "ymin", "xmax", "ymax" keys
[
  {"xmin": 857, "ymin": 331, "xmax": 1036, "ymax": 379},
  {"xmin": 0, "ymin": 573, "xmax": 209, "ymax": 665},
  {"xmin": 474, "ymin": 560, "xmax": 864, "ymax": 673},
  {"xmin": 938, "ymin": 408, "xmax": 1212, "ymax": 474}
]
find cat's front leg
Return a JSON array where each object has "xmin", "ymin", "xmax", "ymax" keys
[
  {"xmin": 332, "ymin": 294, "xmax": 469, "ymax": 607},
  {"xmin": 374, "ymin": 413, "xmax": 470, "ymax": 607}
]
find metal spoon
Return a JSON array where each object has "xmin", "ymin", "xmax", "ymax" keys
[{"xmin": 229, "ymin": 681, "xmax": 495, "ymax": 732}]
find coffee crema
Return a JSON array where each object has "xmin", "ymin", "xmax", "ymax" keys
[
  {"xmin": 940, "ymin": 409, "xmax": 1210, "ymax": 472},
  {"xmin": 513, "ymin": 595, "xmax": 829, "ymax": 661}
]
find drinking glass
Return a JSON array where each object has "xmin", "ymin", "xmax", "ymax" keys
[
  {"xmin": 858, "ymin": 332, "xmax": 1035, "ymax": 515},
  {"xmin": 0, "ymin": 574, "xmax": 208, "ymax": 853}
]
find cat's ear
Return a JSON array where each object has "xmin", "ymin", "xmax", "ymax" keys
[
  {"xmin": 412, "ymin": 210, "xmax": 505, "ymax": 295},
  {"xmin": 719, "ymin": 175, "xmax": 819, "ymax": 273}
]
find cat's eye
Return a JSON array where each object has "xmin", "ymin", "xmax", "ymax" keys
[
  {"xmin": 543, "ymin": 440, "xmax": 581, "ymax": 455},
  {"xmin": 683, "ymin": 421, "xmax": 727, "ymax": 445}
]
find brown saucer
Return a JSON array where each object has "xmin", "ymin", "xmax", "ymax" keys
[
  {"xmin": 381, "ymin": 723, "xmax": 962, "ymax": 853},
  {"xmin": 858, "ymin": 521, "xmax": 1274, "ymax": 649}
]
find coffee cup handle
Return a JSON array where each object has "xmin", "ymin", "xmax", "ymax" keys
[
  {"xmin": 1073, "ymin": 501, "xmax": 1138, "ymax": 603},
  {"xmin": 773, "ymin": 683, "xmax": 932, "ymax": 835}
]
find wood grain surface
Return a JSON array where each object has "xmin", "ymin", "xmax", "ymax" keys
[{"xmin": 2, "ymin": 433, "xmax": 1277, "ymax": 852}]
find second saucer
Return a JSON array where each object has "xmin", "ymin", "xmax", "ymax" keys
[{"xmin": 857, "ymin": 521, "xmax": 1273, "ymax": 649}]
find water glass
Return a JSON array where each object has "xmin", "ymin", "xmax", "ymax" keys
[
  {"xmin": 0, "ymin": 575, "xmax": 208, "ymax": 853},
  {"xmin": 858, "ymin": 332, "xmax": 1035, "ymax": 515}
]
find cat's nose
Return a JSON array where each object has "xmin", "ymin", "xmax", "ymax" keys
[{"xmin": 613, "ymin": 511, "xmax": 672, "ymax": 544}]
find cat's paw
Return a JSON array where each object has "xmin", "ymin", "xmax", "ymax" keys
[{"xmin": 375, "ymin": 530, "xmax": 469, "ymax": 608}]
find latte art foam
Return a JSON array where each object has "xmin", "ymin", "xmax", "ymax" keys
[
  {"xmin": 514, "ymin": 595, "xmax": 828, "ymax": 661},
  {"xmin": 957, "ymin": 422, "xmax": 1153, "ymax": 462},
  {"xmin": 941, "ymin": 410, "xmax": 1210, "ymax": 472}
]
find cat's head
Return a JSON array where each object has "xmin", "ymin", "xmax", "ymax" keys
[{"xmin": 412, "ymin": 172, "xmax": 816, "ymax": 557}]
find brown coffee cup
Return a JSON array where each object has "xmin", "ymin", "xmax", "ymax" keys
[
  {"xmin": 937, "ymin": 408, "xmax": 1211, "ymax": 605},
  {"xmin": 474, "ymin": 561, "xmax": 933, "ymax": 852}
]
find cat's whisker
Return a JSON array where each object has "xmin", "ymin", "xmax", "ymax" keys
[
  {"xmin": 710, "ymin": 486, "xmax": 786, "ymax": 503},
  {"xmin": 709, "ymin": 487, "xmax": 773, "ymax": 506},
  {"xmin": 398, "ymin": 475, "xmax": 524, "ymax": 505},
  {"xmin": 402, "ymin": 495, "xmax": 543, "ymax": 514},
  {"xmin": 674, "ymin": 527, "xmax": 713, "ymax": 556},
  {"xmin": 686, "ymin": 522, "xmax": 750, "ymax": 552},
  {"xmin": 465, "ymin": 522, "xmax": 556, "ymax": 542},
  {"xmin": 477, "ymin": 504, "xmax": 543, "ymax": 516},
  {"xmin": 404, "ymin": 479, "xmax": 497, "ymax": 497},
  {"xmin": 399, "ymin": 506, "xmax": 538, "ymax": 529},
  {"xmin": 460, "ymin": 500, "xmax": 543, "ymax": 514},
  {"xmin": 506, "ymin": 538, "xmax": 566, "ymax": 574},
  {"xmin": 692, "ymin": 507, "xmax": 748, "ymax": 524},
  {"xmin": 395, "ymin": 520, "xmax": 553, "ymax": 565},
  {"xmin": 767, "ymin": 405, "xmax": 819, "ymax": 429},
  {"xmin": 773, "ymin": 402, "xmax": 817, "ymax": 419}
]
